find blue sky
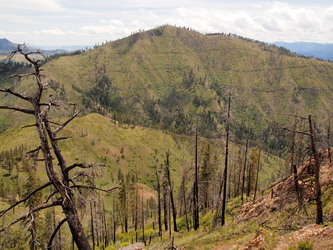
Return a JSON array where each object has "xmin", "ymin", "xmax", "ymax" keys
[{"xmin": 1, "ymin": 0, "xmax": 332, "ymax": 48}]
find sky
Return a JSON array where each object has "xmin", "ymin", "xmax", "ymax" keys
[{"xmin": 0, "ymin": 0, "xmax": 332, "ymax": 48}]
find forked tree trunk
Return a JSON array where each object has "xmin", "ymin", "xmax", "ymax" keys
[
  {"xmin": 34, "ymin": 104, "xmax": 91, "ymax": 249},
  {"xmin": 0, "ymin": 47, "xmax": 92, "ymax": 249}
]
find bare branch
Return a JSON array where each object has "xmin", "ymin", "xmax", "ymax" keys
[
  {"xmin": 0, "ymin": 51, "xmax": 17, "ymax": 68},
  {"xmin": 0, "ymin": 201, "xmax": 61, "ymax": 233},
  {"xmin": 22, "ymin": 123, "xmax": 37, "ymax": 129},
  {"xmin": 53, "ymin": 111, "xmax": 79, "ymax": 135},
  {"xmin": 64, "ymin": 162, "xmax": 105, "ymax": 174},
  {"xmin": 26, "ymin": 146, "xmax": 41, "ymax": 155},
  {"xmin": 0, "ymin": 181, "xmax": 52, "ymax": 217},
  {"xmin": 0, "ymin": 88, "xmax": 33, "ymax": 102},
  {"xmin": 36, "ymin": 157, "xmax": 55, "ymax": 161},
  {"xmin": 47, "ymin": 217, "xmax": 68, "ymax": 250},
  {"xmin": 10, "ymin": 72, "xmax": 36, "ymax": 80},
  {"xmin": 64, "ymin": 163, "xmax": 93, "ymax": 174},
  {"xmin": 69, "ymin": 171, "xmax": 90, "ymax": 182},
  {"xmin": 0, "ymin": 106, "xmax": 34, "ymax": 114},
  {"xmin": 71, "ymin": 185, "xmax": 119, "ymax": 193},
  {"xmin": 280, "ymin": 113, "xmax": 308, "ymax": 120},
  {"xmin": 54, "ymin": 136, "xmax": 72, "ymax": 141},
  {"xmin": 49, "ymin": 121, "xmax": 61, "ymax": 126},
  {"xmin": 46, "ymin": 190, "xmax": 59, "ymax": 203},
  {"xmin": 261, "ymin": 175, "xmax": 290, "ymax": 193},
  {"xmin": 282, "ymin": 127, "xmax": 312, "ymax": 137}
]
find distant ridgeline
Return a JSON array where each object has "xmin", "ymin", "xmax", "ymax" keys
[{"xmin": 273, "ymin": 42, "xmax": 333, "ymax": 62}]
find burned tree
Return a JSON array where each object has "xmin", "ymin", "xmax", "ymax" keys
[
  {"xmin": 283, "ymin": 114, "xmax": 323, "ymax": 225},
  {"xmin": 0, "ymin": 45, "xmax": 116, "ymax": 249},
  {"xmin": 221, "ymin": 90, "xmax": 231, "ymax": 226}
]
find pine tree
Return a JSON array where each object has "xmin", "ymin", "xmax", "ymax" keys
[{"xmin": 24, "ymin": 157, "xmax": 43, "ymax": 250}]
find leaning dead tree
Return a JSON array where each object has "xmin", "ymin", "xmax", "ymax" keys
[
  {"xmin": 0, "ymin": 45, "xmax": 116, "ymax": 249},
  {"xmin": 283, "ymin": 114, "xmax": 323, "ymax": 225}
]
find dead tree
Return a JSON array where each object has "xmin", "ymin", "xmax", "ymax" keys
[
  {"xmin": 241, "ymin": 138, "xmax": 249, "ymax": 204},
  {"xmin": 253, "ymin": 149, "xmax": 260, "ymax": 201},
  {"xmin": 165, "ymin": 150, "xmax": 178, "ymax": 232},
  {"xmin": 283, "ymin": 114, "xmax": 323, "ymax": 225},
  {"xmin": 327, "ymin": 116, "xmax": 331, "ymax": 163},
  {"xmin": 308, "ymin": 115, "xmax": 323, "ymax": 225},
  {"xmin": 0, "ymin": 45, "xmax": 117, "ymax": 248},
  {"xmin": 193, "ymin": 128, "xmax": 199, "ymax": 230},
  {"xmin": 153, "ymin": 154, "xmax": 162, "ymax": 237},
  {"xmin": 221, "ymin": 90, "xmax": 231, "ymax": 226}
]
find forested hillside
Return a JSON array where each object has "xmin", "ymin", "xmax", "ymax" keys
[
  {"xmin": 1, "ymin": 25, "xmax": 333, "ymax": 154},
  {"xmin": 0, "ymin": 25, "xmax": 332, "ymax": 249}
]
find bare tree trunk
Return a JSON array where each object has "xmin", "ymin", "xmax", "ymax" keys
[
  {"xmin": 290, "ymin": 115, "xmax": 297, "ymax": 174},
  {"xmin": 165, "ymin": 151, "xmax": 178, "ymax": 232},
  {"xmin": 112, "ymin": 199, "xmax": 117, "ymax": 245},
  {"xmin": 141, "ymin": 194, "xmax": 145, "ymax": 244},
  {"xmin": 154, "ymin": 163, "xmax": 162, "ymax": 237},
  {"xmin": 163, "ymin": 185, "xmax": 168, "ymax": 231},
  {"xmin": 308, "ymin": 115, "xmax": 323, "ymax": 225},
  {"xmin": 293, "ymin": 164, "xmax": 303, "ymax": 208},
  {"xmin": 182, "ymin": 173, "xmax": 190, "ymax": 232},
  {"xmin": 221, "ymin": 90, "xmax": 231, "ymax": 226},
  {"xmin": 328, "ymin": 117, "xmax": 332, "ymax": 163},
  {"xmin": 90, "ymin": 201, "xmax": 95, "ymax": 250},
  {"xmin": 102, "ymin": 202, "xmax": 108, "ymax": 247},
  {"xmin": 193, "ymin": 128, "xmax": 199, "ymax": 230},
  {"xmin": 0, "ymin": 47, "xmax": 92, "ymax": 249},
  {"xmin": 246, "ymin": 162, "xmax": 252, "ymax": 197},
  {"xmin": 253, "ymin": 149, "xmax": 260, "ymax": 201},
  {"xmin": 241, "ymin": 138, "xmax": 249, "ymax": 204}
]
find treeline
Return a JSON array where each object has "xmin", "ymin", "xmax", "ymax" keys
[
  {"xmin": 44, "ymin": 49, "xmax": 87, "ymax": 63},
  {"xmin": 0, "ymin": 60, "xmax": 31, "ymax": 74}
]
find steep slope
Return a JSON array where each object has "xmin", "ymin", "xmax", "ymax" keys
[
  {"xmin": 0, "ymin": 113, "xmax": 282, "ymax": 189},
  {"xmin": 1, "ymin": 25, "xmax": 333, "ymax": 153},
  {"xmin": 0, "ymin": 113, "xmax": 285, "ymax": 248}
]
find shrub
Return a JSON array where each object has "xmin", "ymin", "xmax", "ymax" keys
[{"xmin": 297, "ymin": 241, "xmax": 313, "ymax": 250}]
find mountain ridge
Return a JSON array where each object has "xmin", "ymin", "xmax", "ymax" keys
[{"xmin": 1, "ymin": 25, "xmax": 333, "ymax": 153}]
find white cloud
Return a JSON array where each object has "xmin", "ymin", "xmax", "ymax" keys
[
  {"xmin": 33, "ymin": 29, "xmax": 77, "ymax": 36},
  {"xmin": 0, "ymin": 14, "xmax": 37, "ymax": 25},
  {"xmin": 80, "ymin": 22, "xmax": 132, "ymax": 36},
  {"xmin": 1, "ymin": 0, "xmax": 332, "ymax": 45},
  {"xmin": 2, "ymin": 0, "xmax": 64, "ymax": 12}
]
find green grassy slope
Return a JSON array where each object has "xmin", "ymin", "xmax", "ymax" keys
[{"xmin": 0, "ymin": 113, "xmax": 283, "ymax": 190}]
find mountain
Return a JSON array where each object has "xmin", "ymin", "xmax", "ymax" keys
[
  {"xmin": 1, "ymin": 25, "xmax": 333, "ymax": 154},
  {"xmin": 0, "ymin": 38, "xmax": 67, "ymax": 56},
  {"xmin": 0, "ymin": 38, "xmax": 16, "ymax": 54},
  {"xmin": 273, "ymin": 42, "xmax": 333, "ymax": 61}
]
